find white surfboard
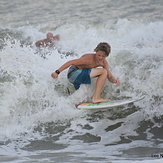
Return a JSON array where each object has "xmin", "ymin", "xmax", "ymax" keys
[{"xmin": 76, "ymin": 96, "xmax": 145, "ymax": 109}]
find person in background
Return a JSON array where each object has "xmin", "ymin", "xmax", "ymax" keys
[
  {"xmin": 35, "ymin": 32, "xmax": 60, "ymax": 47},
  {"xmin": 51, "ymin": 42, "xmax": 120, "ymax": 103}
]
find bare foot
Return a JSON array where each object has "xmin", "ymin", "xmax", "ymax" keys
[{"xmin": 92, "ymin": 97, "xmax": 110, "ymax": 103}]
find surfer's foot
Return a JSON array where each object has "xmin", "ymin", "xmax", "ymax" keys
[{"xmin": 92, "ymin": 97, "xmax": 110, "ymax": 103}]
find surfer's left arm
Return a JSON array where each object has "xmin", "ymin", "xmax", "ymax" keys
[
  {"xmin": 104, "ymin": 61, "xmax": 120, "ymax": 86},
  {"xmin": 107, "ymin": 72, "xmax": 120, "ymax": 86}
]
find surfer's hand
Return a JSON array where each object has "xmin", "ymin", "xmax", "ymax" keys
[
  {"xmin": 116, "ymin": 79, "xmax": 120, "ymax": 86},
  {"xmin": 51, "ymin": 72, "xmax": 58, "ymax": 79}
]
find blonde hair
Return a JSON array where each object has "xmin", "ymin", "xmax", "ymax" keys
[{"xmin": 94, "ymin": 42, "xmax": 111, "ymax": 56}]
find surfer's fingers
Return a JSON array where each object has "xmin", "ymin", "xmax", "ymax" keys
[
  {"xmin": 116, "ymin": 79, "xmax": 120, "ymax": 86},
  {"xmin": 51, "ymin": 72, "xmax": 58, "ymax": 79}
]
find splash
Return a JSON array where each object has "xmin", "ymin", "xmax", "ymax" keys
[{"xmin": 0, "ymin": 19, "xmax": 163, "ymax": 142}]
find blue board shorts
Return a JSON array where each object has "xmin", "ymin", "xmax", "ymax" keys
[{"xmin": 67, "ymin": 65, "xmax": 92, "ymax": 90}]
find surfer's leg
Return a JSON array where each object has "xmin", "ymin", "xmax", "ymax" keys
[{"xmin": 90, "ymin": 68, "xmax": 110, "ymax": 103}]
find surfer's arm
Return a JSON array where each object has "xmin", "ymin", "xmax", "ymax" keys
[
  {"xmin": 35, "ymin": 40, "xmax": 44, "ymax": 47},
  {"xmin": 51, "ymin": 59, "xmax": 83, "ymax": 79},
  {"xmin": 51, "ymin": 60, "xmax": 72, "ymax": 79},
  {"xmin": 35, "ymin": 39, "xmax": 49, "ymax": 47},
  {"xmin": 104, "ymin": 61, "xmax": 120, "ymax": 85},
  {"xmin": 107, "ymin": 73, "xmax": 120, "ymax": 85}
]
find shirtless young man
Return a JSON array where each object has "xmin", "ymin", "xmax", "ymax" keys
[
  {"xmin": 51, "ymin": 42, "xmax": 120, "ymax": 103},
  {"xmin": 35, "ymin": 32, "xmax": 60, "ymax": 47}
]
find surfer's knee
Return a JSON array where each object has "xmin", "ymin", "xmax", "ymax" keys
[
  {"xmin": 90, "ymin": 68, "xmax": 107, "ymax": 79},
  {"xmin": 101, "ymin": 68, "xmax": 107, "ymax": 77}
]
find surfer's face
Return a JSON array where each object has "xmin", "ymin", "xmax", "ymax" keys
[{"xmin": 96, "ymin": 51, "xmax": 107, "ymax": 62}]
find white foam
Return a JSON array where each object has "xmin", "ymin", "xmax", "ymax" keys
[{"xmin": 0, "ymin": 19, "xmax": 162, "ymax": 143}]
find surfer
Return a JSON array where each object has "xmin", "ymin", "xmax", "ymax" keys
[
  {"xmin": 51, "ymin": 42, "xmax": 120, "ymax": 103},
  {"xmin": 35, "ymin": 32, "xmax": 60, "ymax": 47}
]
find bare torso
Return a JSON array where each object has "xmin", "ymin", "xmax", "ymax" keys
[{"xmin": 74, "ymin": 53, "xmax": 106, "ymax": 69}]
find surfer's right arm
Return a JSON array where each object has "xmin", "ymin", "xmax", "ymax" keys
[
  {"xmin": 51, "ymin": 61, "xmax": 71, "ymax": 79},
  {"xmin": 51, "ymin": 59, "xmax": 82, "ymax": 79},
  {"xmin": 51, "ymin": 55, "xmax": 93, "ymax": 79}
]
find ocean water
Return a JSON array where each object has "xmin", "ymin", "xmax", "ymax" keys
[{"xmin": 0, "ymin": 0, "xmax": 163, "ymax": 162}]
